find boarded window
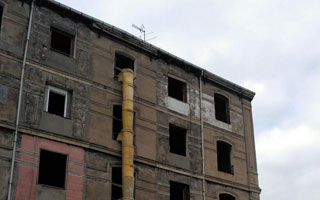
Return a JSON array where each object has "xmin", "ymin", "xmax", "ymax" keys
[
  {"xmin": 170, "ymin": 181, "xmax": 189, "ymax": 200},
  {"xmin": 168, "ymin": 76, "xmax": 187, "ymax": 102},
  {"xmin": 112, "ymin": 105, "xmax": 122, "ymax": 140},
  {"xmin": 219, "ymin": 193, "xmax": 236, "ymax": 200},
  {"xmin": 38, "ymin": 149, "xmax": 67, "ymax": 188},
  {"xmin": 217, "ymin": 141, "xmax": 233, "ymax": 174},
  {"xmin": 50, "ymin": 28, "xmax": 74, "ymax": 56},
  {"xmin": 114, "ymin": 53, "xmax": 134, "ymax": 77},
  {"xmin": 169, "ymin": 124, "xmax": 187, "ymax": 156},
  {"xmin": 45, "ymin": 86, "xmax": 69, "ymax": 118},
  {"xmin": 112, "ymin": 167, "xmax": 122, "ymax": 200},
  {"xmin": 214, "ymin": 93, "xmax": 230, "ymax": 124}
]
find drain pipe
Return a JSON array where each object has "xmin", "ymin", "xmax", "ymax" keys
[
  {"xmin": 117, "ymin": 69, "xmax": 135, "ymax": 200},
  {"xmin": 199, "ymin": 70, "xmax": 206, "ymax": 200},
  {"xmin": 7, "ymin": 1, "xmax": 34, "ymax": 200}
]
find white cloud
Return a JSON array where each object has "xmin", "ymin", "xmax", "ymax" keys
[
  {"xmin": 257, "ymin": 124, "xmax": 320, "ymax": 164},
  {"xmin": 256, "ymin": 123, "xmax": 320, "ymax": 200},
  {"xmin": 55, "ymin": 0, "xmax": 320, "ymax": 199}
]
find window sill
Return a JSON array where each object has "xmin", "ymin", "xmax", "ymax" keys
[
  {"xmin": 38, "ymin": 112, "xmax": 73, "ymax": 137},
  {"xmin": 218, "ymin": 170, "xmax": 234, "ymax": 176},
  {"xmin": 168, "ymin": 153, "xmax": 190, "ymax": 170},
  {"xmin": 50, "ymin": 48, "xmax": 74, "ymax": 59},
  {"xmin": 167, "ymin": 96, "xmax": 189, "ymax": 116},
  {"xmin": 212, "ymin": 119, "xmax": 232, "ymax": 132},
  {"xmin": 37, "ymin": 183, "xmax": 66, "ymax": 190}
]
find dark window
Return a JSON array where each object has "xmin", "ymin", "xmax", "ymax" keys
[
  {"xmin": 214, "ymin": 93, "xmax": 230, "ymax": 124},
  {"xmin": 169, "ymin": 124, "xmax": 186, "ymax": 156},
  {"xmin": 46, "ymin": 86, "xmax": 68, "ymax": 118},
  {"xmin": 114, "ymin": 53, "xmax": 134, "ymax": 77},
  {"xmin": 50, "ymin": 28, "xmax": 74, "ymax": 56},
  {"xmin": 170, "ymin": 181, "xmax": 189, "ymax": 200},
  {"xmin": 168, "ymin": 76, "xmax": 187, "ymax": 102},
  {"xmin": 219, "ymin": 193, "xmax": 236, "ymax": 200},
  {"xmin": 112, "ymin": 105, "xmax": 122, "ymax": 140},
  {"xmin": 0, "ymin": 5, "xmax": 3, "ymax": 31},
  {"xmin": 112, "ymin": 167, "xmax": 122, "ymax": 200},
  {"xmin": 38, "ymin": 149, "xmax": 67, "ymax": 188},
  {"xmin": 217, "ymin": 141, "xmax": 233, "ymax": 174},
  {"xmin": 48, "ymin": 91, "xmax": 65, "ymax": 117}
]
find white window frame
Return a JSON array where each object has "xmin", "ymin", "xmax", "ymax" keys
[{"xmin": 45, "ymin": 86, "xmax": 68, "ymax": 118}]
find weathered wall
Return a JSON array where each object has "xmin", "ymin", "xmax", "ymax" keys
[
  {"xmin": 0, "ymin": 0, "xmax": 260, "ymax": 199},
  {"xmin": 0, "ymin": 0, "xmax": 29, "ymax": 125},
  {"xmin": 202, "ymin": 82, "xmax": 244, "ymax": 135},
  {"xmin": 155, "ymin": 60, "xmax": 202, "ymax": 174},
  {"xmin": 206, "ymin": 182, "xmax": 250, "ymax": 200},
  {"xmin": 0, "ymin": 127, "xmax": 12, "ymax": 199},
  {"xmin": 0, "ymin": 0, "xmax": 29, "ymax": 57},
  {"xmin": 15, "ymin": 134, "xmax": 84, "ymax": 200}
]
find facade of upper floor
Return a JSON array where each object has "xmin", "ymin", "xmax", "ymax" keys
[{"xmin": 0, "ymin": 0, "xmax": 260, "ymax": 197}]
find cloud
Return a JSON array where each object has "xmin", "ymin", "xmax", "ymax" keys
[
  {"xmin": 256, "ymin": 123, "xmax": 320, "ymax": 200},
  {"xmin": 55, "ymin": 0, "xmax": 320, "ymax": 199},
  {"xmin": 257, "ymin": 124, "xmax": 320, "ymax": 164}
]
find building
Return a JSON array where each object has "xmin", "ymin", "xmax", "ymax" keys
[{"xmin": 0, "ymin": 0, "xmax": 261, "ymax": 200}]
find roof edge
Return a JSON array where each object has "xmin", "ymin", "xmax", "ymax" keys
[{"xmin": 33, "ymin": 0, "xmax": 255, "ymax": 101}]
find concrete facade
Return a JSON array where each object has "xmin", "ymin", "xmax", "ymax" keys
[{"xmin": 0, "ymin": 0, "xmax": 260, "ymax": 200}]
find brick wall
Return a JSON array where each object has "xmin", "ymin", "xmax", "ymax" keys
[{"xmin": 15, "ymin": 134, "xmax": 84, "ymax": 200}]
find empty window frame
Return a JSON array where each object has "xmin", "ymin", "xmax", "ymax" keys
[
  {"xmin": 217, "ymin": 141, "xmax": 233, "ymax": 174},
  {"xmin": 38, "ymin": 149, "xmax": 67, "ymax": 188},
  {"xmin": 219, "ymin": 193, "xmax": 236, "ymax": 200},
  {"xmin": 169, "ymin": 124, "xmax": 187, "ymax": 156},
  {"xmin": 168, "ymin": 76, "xmax": 187, "ymax": 102},
  {"xmin": 112, "ymin": 105, "xmax": 136, "ymax": 140},
  {"xmin": 170, "ymin": 181, "xmax": 190, "ymax": 200},
  {"xmin": 214, "ymin": 93, "xmax": 230, "ymax": 124},
  {"xmin": 114, "ymin": 53, "xmax": 134, "ymax": 77},
  {"xmin": 45, "ymin": 86, "xmax": 70, "ymax": 118},
  {"xmin": 50, "ymin": 28, "xmax": 75, "ymax": 56},
  {"xmin": 112, "ymin": 105, "xmax": 122, "ymax": 140},
  {"xmin": 0, "ymin": 5, "xmax": 3, "ymax": 32},
  {"xmin": 112, "ymin": 167, "xmax": 122, "ymax": 200}
]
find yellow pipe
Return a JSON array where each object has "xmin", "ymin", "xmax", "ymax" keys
[{"xmin": 117, "ymin": 68, "xmax": 135, "ymax": 200}]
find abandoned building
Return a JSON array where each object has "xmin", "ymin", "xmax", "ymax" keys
[{"xmin": 0, "ymin": 0, "xmax": 261, "ymax": 200}]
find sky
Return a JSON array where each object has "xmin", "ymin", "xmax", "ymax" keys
[{"xmin": 56, "ymin": 0, "xmax": 320, "ymax": 199}]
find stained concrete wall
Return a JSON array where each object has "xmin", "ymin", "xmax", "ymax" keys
[
  {"xmin": 0, "ymin": 2, "xmax": 28, "ymax": 198},
  {"xmin": 0, "ymin": 0, "xmax": 260, "ymax": 199},
  {"xmin": 0, "ymin": 127, "xmax": 12, "ymax": 199},
  {"xmin": 0, "ymin": 0, "xmax": 29, "ymax": 57},
  {"xmin": 84, "ymin": 150, "xmax": 203, "ymax": 200}
]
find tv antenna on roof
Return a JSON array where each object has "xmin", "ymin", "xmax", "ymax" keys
[
  {"xmin": 132, "ymin": 24, "xmax": 157, "ymax": 42},
  {"xmin": 132, "ymin": 24, "xmax": 146, "ymax": 41}
]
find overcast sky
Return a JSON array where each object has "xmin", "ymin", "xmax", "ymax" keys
[{"xmin": 56, "ymin": 0, "xmax": 320, "ymax": 199}]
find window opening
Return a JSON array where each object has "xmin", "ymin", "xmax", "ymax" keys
[
  {"xmin": 219, "ymin": 193, "xmax": 236, "ymax": 200},
  {"xmin": 169, "ymin": 124, "xmax": 187, "ymax": 156},
  {"xmin": 170, "ymin": 181, "xmax": 189, "ymax": 200},
  {"xmin": 50, "ymin": 28, "xmax": 74, "ymax": 56},
  {"xmin": 112, "ymin": 105, "xmax": 122, "ymax": 140},
  {"xmin": 0, "ymin": 5, "xmax": 3, "ymax": 32},
  {"xmin": 168, "ymin": 76, "xmax": 187, "ymax": 102},
  {"xmin": 38, "ymin": 149, "xmax": 67, "ymax": 188},
  {"xmin": 114, "ymin": 53, "xmax": 134, "ymax": 77},
  {"xmin": 112, "ymin": 167, "xmax": 122, "ymax": 200},
  {"xmin": 45, "ymin": 86, "xmax": 68, "ymax": 118},
  {"xmin": 214, "ymin": 93, "xmax": 230, "ymax": 124},
  {"xmin": 217, "ymin": 141, "xmax": 233, "ymax": 174}
]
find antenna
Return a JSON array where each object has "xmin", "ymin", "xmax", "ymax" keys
[{"xmin": 132, "ymin": 24, "xmax": 146, "ymax": 41}]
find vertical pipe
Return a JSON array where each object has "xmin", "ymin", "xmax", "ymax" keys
[
  {"xmin": 7, "ymin": 1, "xmax": 34, "ymax": 200},
  {"xmin": 117, "ymin": 69, "xmax": 135, "ymax": 200},
  {"xmin": 199, "ymin": 70, "xmax": 206, "ymax": 200}
]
